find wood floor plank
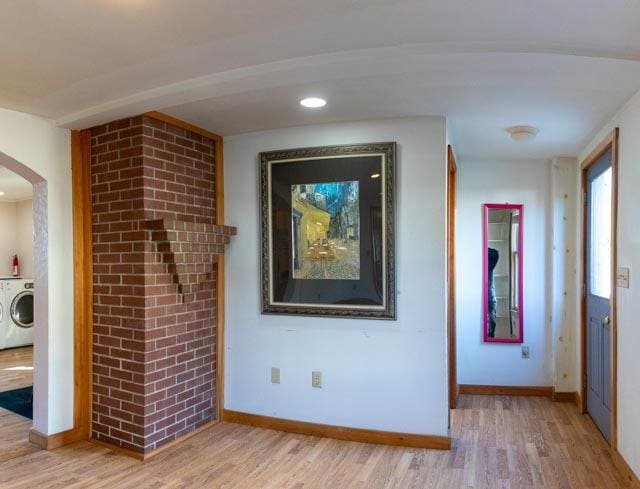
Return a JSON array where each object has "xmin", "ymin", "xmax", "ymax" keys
[
  {"xmin": 0, "ymin": 346, "xmax": 35, "ymax": 464},
  {"xmin": 0, "ymin": 372, "xmax": 633, "ymax": 489}
]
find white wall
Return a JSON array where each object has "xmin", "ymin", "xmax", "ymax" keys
[
  {"xmin": 456, "ymin": 159, "xmax": 552, "ymax": 386},
  {"xmin": 0, "ymin": 199, "xmax": 34, "ymax": 278},
  {"xmin": 15, "ymin": 199, "xmax": 34, "ymax": 279},
  {"xmin": 0, "ymin": 107, "xmax": 72, "ymax": 435},
  {"xmin": 578, "ymin": 89, "xmax": 640, "ymax": 477},
  {"xmin": 224, "ymin": 117, "xmax": 449, "ymax": 436},
  {"xmin": 549, "ymin": 158, "xmax": 578, "ymax": 394},
  {"xmin": 0, "ymin": 203, "xmax": 17, "ymax": 276}
]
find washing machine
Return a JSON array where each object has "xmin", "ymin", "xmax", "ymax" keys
[
  {"xmin": 3, "ymin": 279, "xmax": 34, "ymax": 349},
  {"xmin": 0, "ymin": 281, "xmax": 6, "ymax": 350}
]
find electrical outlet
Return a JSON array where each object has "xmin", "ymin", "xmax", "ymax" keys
[
  {"xmin": 271, "ymin": 367, "xmax": 280, "ymax": 384},
  {"xmin": 312, "ymin": 371, "xmax": 322, "ymax": 388},
  {"xmin": 522, "ymin": 346, "xmax": 530, "ymax": 359}
]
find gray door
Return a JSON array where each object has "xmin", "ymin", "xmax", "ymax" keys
[{"xmin": 586, "ymin": 149, "xmax": 613, "ymax": 442}]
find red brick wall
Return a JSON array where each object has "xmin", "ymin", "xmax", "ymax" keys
[
  {"xmin": 141, "ymin": 116, "xmax": 216, "ymax": 225},
  {"xmin": 90, "ymin": 115, "xmax": 235, "ymax": 454}
]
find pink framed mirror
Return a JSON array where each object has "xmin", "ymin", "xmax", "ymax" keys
[{"xmin": 483, "ymin": 204, "xmax": 524, "ymax": 343}]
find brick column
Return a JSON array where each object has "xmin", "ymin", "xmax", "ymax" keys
[{"xmin": 90, "ymin": 115, "xmax": 235, "ymax": 454}]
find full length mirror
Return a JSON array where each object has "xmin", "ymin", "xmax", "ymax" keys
[{"xmin": 483, "ymin": 204, "xmax": 524, "ymax": 343}]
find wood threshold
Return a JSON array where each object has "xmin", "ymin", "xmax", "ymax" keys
[
  {"xmin": 579, "ymin": 127, "xmax": 619, "ymax": 450},
  {"xmin": 29, "ymin": 427, "xmax": 85, "ymax": 451},
  {"xmin": 223, "ymin": 409, "xmax": 451, "ymax": 450},
  {"xmin": 551, "ymin": 389, "xmax": 577, "ymax": 403}
]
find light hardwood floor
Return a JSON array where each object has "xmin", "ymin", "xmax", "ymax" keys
[
  {"xmin": 0, "ymin": 389, "xmax": 631, "ymax": 488},
  {"xmin": 0, "ymin": 346, "xmax": 37, "ymax": 463}
]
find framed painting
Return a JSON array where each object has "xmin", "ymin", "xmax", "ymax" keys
[{"xmin": 260, "ymin": 142, "xmax": 396, "ymax": 319}]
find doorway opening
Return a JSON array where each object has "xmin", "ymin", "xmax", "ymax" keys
[
  {"xmin": 0, "ymin": 152, "xmax": 45, "ymax": 459},
  {"xmin": 580, "ymin": 128, "xmax": 619, "ymax": 447}
]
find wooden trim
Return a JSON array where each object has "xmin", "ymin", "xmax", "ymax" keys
[
  {"xmin": 215, "ymin": 135, "xmax": 225, "ymax": 422},
  {"xmin": 459, "ymin": 384, "xmax": 553, "ymax": 397},
  {"xmin": 223, "ymin": 410, "xmax": 451, "ymax": 450},
  {"xmin": 144, "ymin": 111, "xmax": 227, "ymax": 423},
  {"xmin": 611, "ymin": 129, "xmax": 619, "ymax": 450},
  {"xmin": 29, "ymin": 427, "xmax": 85, "ymax": 450},
  {"xmin": 447, "ymin": 144, "xmax": 458, "ymax": 173},
  {"xmin": 579, "ymin": 128, "xmax": 619, "ymax": 449},
  {"xmin": 144, "ymin": 111, "xmax": 222, "ymax": 144},
  {"xmin": 71, "ymin": 129, "xmax": 93, "ymax": 441},
  {"xmin": 580, "ymin": 131, "xmax": 617, "ymax": 170},
  {"xmin": 551, "ymin": 389, "xmax": 577, "ymax": 403},
  {"xmin": 446, "ymin": 145, "xmax": 458, "ymax": 411},
  {"xmin": 575, "ymin": 392, "xmax": 582, "ymax": 410},
  {"xmin": 611, "ymin": 448, "xmax": 640, "ymax": 488},
  {"xmin": 459, "ymin": 384, "xmax": 578, "ymax": 402}
]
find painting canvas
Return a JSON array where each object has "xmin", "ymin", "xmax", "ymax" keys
[
  {"xmin": 291, "ymin": 181, "xmax": 360, "ymax": 280},
  {"xmin": 260, "ymin": 142, "xmax": 396, "ymax": 319}
]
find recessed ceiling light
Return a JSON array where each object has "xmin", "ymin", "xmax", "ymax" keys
[
  {"xmin": 0, "ymin": 191, "xmax": 4, "ymax": 196},
  {"xmin": 300, "ymin": 97, "xmax": 327, "ymax": 108},
  {"xmin": 506, "ymin": 125, "xmax": 539, "ymax": 142}
]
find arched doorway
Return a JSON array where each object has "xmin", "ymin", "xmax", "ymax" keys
[{"xmin": 0, "ymin": 152, "xmax": 47, "ymax": 454}]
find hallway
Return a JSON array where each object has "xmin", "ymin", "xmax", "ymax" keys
[{"xmin": 0, "ymin": 394, "xmax": 628, "ymax": 488}]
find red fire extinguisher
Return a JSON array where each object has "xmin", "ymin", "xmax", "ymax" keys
[{"xmin": 12, "ymin": 255, "xmax": 19, "ymax": 277}]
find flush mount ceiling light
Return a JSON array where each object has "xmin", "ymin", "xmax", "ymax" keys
[
  {"xmin": 506, "ymin": 125, "xmax": 539, "ymax": 142},
  {"xmin": 0, "ymin": 191, "xmax": 4, "ymax": 196},
  {"xmin": 300, "ymin": 97, "xmax": 327, "ymax": 108}
]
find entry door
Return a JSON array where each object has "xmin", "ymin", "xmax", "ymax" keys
[{"xmin": 586, "ymin": 149, "xmax": 613, "ymax": 442}]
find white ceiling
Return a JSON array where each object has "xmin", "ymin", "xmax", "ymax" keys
[
  {"xmin": 0, "ymin": 167, "xmax": 33, "ymax": 202},
  {"xmin": 2, "ymin": 0, "xmax": 640, "ymax": 160}
]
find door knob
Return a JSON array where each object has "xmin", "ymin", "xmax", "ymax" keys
[{"xmin": 602, "ymin": 315, "xmax": 611, "ymax": 326}]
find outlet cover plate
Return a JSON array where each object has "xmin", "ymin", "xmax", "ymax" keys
[
  {"xmin": 617, "ymin": 267, "xmax": 630, "ymax": 288},
  {"xmin": 522, "ymin": 346, "xmax": 530, "ymax": 359},
  {"xmin": 312, "ymin": 371, "xmax": 322, "ymax": 388},
  {"xmin": 271, "ymin": 367, "xmax": 280, "ymax": 384}
]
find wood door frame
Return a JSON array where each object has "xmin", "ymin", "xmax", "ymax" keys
[
  {"xmin": 579, "ymin": 127, "xmax": 619, "ymax": 449},
  {"xmin": 447, "ymin": 145, "xmax": 458, "ymax": 410},
  {"xmin": 72, "ymin": 129, "xmax": 93, "ymax": 441}
]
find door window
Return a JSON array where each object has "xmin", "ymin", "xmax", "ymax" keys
[{"xmin": 589, "ymin": 167, "xmax": 612, "ymax": 299}]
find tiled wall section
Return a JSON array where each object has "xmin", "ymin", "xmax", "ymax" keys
[{"xmin": 91, "ymin": 115, "xmax": 235, "ymax": 453}]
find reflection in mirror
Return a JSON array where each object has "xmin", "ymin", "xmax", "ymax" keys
[{"xmin": 484, "ymin": 204, "xmax": 523, "ymax": 343}]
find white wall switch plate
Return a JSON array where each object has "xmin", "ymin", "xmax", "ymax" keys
[
  {"xmin": 617, "ymin": 267, "xmax": 630, "ymax": 288},
  {"xmin": 522, "ymin": 346, "xmax": 530, "ymax": 359},
  {"xmin": 271, "ymin": 367, "xmax": 280, "ymax": 384},
  {"xmin": 312, "ymin": 371, "xmax": 322, "ymax": 388}
]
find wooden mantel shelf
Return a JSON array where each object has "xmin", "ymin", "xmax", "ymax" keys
[{"xmin": 142, "ymin": 218, "xmax": 237, "ymax": 302}]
